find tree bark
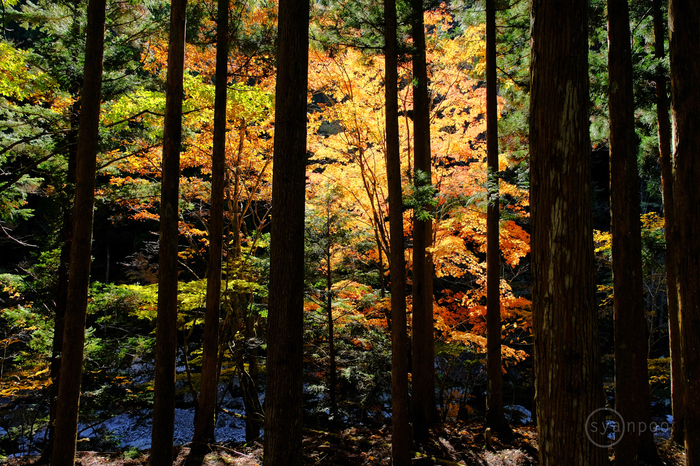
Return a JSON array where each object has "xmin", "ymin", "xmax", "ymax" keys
[
  {"xmin": 410, "ymin": 0, "xmax": 437, "ymax": 445},
  {"xmin": 192, "ymin": 0, "xmax": 228, "ymax": 449},
  {"xmin": 484, "ymin": 0, "xmax": 510, "ymax": 439},
  {"xmin": 49, "ymin": 0, "xmax": 106, "ymax": 464},
  {"xmin": 42, "ymin": 99, "xmax": 78, "ymax": 463},
  {"xmin": 149, "ymin": 0, "xmax": 187, "ymax": 463},
  {"xmin": 262, "ymin": 0, "xmax": 309, "ymax": 462},
  {"xmin": 668, "ymin": 1, "xmax": 700, "ymax": 464},
  {"xmin": 529, "ymin": 0, "xmax": 607, "ymax": 463},
  {"xmin": 607, "ymin": 0, "xmax": 661, "ymax": 463},
  {"xmin": 652, "ymin": 0, "xmax": 683, "ymax": 446},
  {"xmin": 384, "ymin": 0, "xmax": 410, "ymax": 463}
]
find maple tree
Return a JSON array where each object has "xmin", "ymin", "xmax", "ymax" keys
[
  {"xmin": 424, "ymin": 17, "xmax": 531, "ymax": 368},
  {"xmin": 305, "ymin": 180, "xmax": 379, "ymax": 425},
  {"xmin": 307, "ymin": 9, "xmax": 532, "ymax": 377},
  {"xmin": 305, "ymin": 12, "xmax": 532, "ymax": 438}
]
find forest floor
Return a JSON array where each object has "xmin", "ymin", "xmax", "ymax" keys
[{"xmin": 2, "ymin": 421, "xmax": 687, "ymax": 465}]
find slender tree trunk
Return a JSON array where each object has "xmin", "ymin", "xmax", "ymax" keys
[
  {"xmin": 375, "ymin": 228, "xmax": 386, "ymax": 299},
  {"xmin": 668, "ymin": 1, "xmax": 700, "ymax": 464},
  {"xmin": 240, "ymin": 362, "xmax": 263, "ymax": 440},
  {"xmin": 229, "ymin": 147, "xmax": 258, "ymax": 442},
  {"xmin": 608, "ymin": 0, "xmax": 661, "ymax": 463},
  {"xmin": 529, "ymin": 0, "xmax": 607, "ymax": 463},
  {"xmin": 44, "ymin": 15, "xmax": 83, "ymax": 456},
  {"xmin": 192, "ymin": 0, "xmax": 228, "ymax": 449},
  {"xmin": 262, "ymin": 0, "xmax": 309, "ymax": 462},
  {"xmin": 244, "ymin": 302, "xmax": 263, "ymax": 439},
  {"xmin": 410, "ymin": 0, "xmax": 437, "ymax": 444},
  {"xmin": 227, "ymin": 144, "xmax": 263, "ymax": 441},
  {"xmin": 322, "ymin": 195, "xmax": 338, "ymax": 427},
  {"xmin": 652, "ymin": 0, "xmax": 683, "ymax": 445},
  {"xmin": 150, "ymin": 0, "xmax": 187, "ymax": 463},
  {"xmin": 49, "ymin": 0, "xmax": 106, "ymax": 464},
  {"xmin": 232, "ymin": 293, "xmax": 263, "ymax": 442},
  {"xmin": 326, "ymin": 234, "xmax": 338, "ymax": 426},
  {"xmin": 484, "ymin": 0, "xmax": 510, "ymax": 439},
  {"xmin": 384, "ymin": 0, "xmax": 410, "ymax": 462},
  {"xmin": 42, "ymin": 102, "xmax": 78, "ymax": 463}
]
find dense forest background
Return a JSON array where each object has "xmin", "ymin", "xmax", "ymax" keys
[{"xmin": 0, "ymin": 0, "xmax": 696, "ymax": 464}]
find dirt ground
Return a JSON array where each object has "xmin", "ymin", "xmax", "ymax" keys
[{"xmin": 3, "ymin": 421, "xmax": 686, "ymax": 465}]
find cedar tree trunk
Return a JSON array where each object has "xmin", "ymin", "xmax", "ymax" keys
[
  {"xmin": 192, "ymin": 0, "xmax": 228, "ymax": 448},
  {"xmin": 410, "ymin": 0, "xmax": 437, "ymax": 444},
  {"xmin": 608, "ymin": 0, "xmax": 661, "ymax": 462},
  {"xmin": 262, "ymin": 0, "xmax": 309, "ymax": 462},
  {"xmin": 49, "ymin": 0, "xmax": 106, "ymax": 464},
  {"xmin": 150, "ymin": 0, "xmax": 187, "ymax": 463},
  {"xmin": 484, "ymin": 0, "xmax": 510, "ymax": 438},
  {"xmin": 529, "ymin": 0, "xmax": 608, "ymax": 463},
  {"xmin": 668, "ymin": 1, "xmax": 700, "ymax": 463},
  {"xmin": 652, "ymin": 0, "xmax": 684, "ymax": 445},
  {"xmin": 42, "ymin": 101, "xmax": 78, "ymax": 462},
  {"xmin": 385, "ymin": 0, "xmax": 411, "ymax": 463}
]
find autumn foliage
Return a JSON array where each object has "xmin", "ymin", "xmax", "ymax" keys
[
  {"xmin": 305, "ymin": 10, "xmax": 532, "ymax": 383},
  {"xmin": 0, "ymin": 1, "xmax": 533, "ymax": 444}
]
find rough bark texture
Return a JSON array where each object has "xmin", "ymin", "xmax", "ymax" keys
[
  {"xmin": 192, "ymin": 0, "xmax": 228, "ymax": 448},
  {"xmin": 607, "ymin": 0, "xmax": 661, "ymax": 463},
  {"xmin": 261, "ymin": 0, "xmax": 309, "ymax": 462},
  {"xmin": 529, "ymin": 0, "xmax": 607, "ymax": 464},
  {"xmin": 652, "ymin": 0, "xmax": 683, "ymax": 446},
  {"xmin": 49, "ymin": 0, "xmax": 106, "ymax": 464},
  {"xmin": 150, "ymin": 0, "xmax": 187, "ymax": 463},
  {"xmin": 385, "ymin": 0, "xmax": 410, "ymax": 463},
  {"xmin": 410, "ymin": 0, "xmax": 437, "ymax": 445},
  {"xmin": 484, "ymin": 0, "xmax": 509, "ymax": 438},
  {"xmin": 668, "ymin": 1, "xmax": 700, "ymax": 464}
]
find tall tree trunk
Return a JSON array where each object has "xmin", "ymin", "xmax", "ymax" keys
[
  {"xmin": 150, "ymin": 0, "xmax": 187, "ymax": 463},
  {"xmin": 49, "ymin": 0, "xmax": 106, "ymax": 464},
  {"xmin": 652, "ymin": 0, "xmax": 683, "ymax": 445},
  {"xmin": 42, "ymin": 101, "xmax": 78, "ymax": 463},
  {"xmin": 410, "ymin": 0, "xmax": 436, "ymax": 444},
  {"xmin": 192, "ymin": 0, "xmax": 228, "ymax": 449},
  {"xmin": 262, "ymin": 0, "xmax": 309, "ymax": 462},
  {"xmin": 44, "ymin": 13, "xmax": 83, "ymax": 458},
  {"xmin": 529, "ymin": 0, "xmax": 607, "ymax": 463},
  {"xmin": 668, "ymin": 1, "xmax": 700, "ymax": 464},
  {"xmin": 607, "ymin": 0, "xmax": 661, "ymax": 463},
  {"xmin": 384, "ymin": 0, "xmax": 410, "ymax": 463},
  {"xmin": 484, "ymin": 0, "xmax": 510, "ymax": 439}
]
